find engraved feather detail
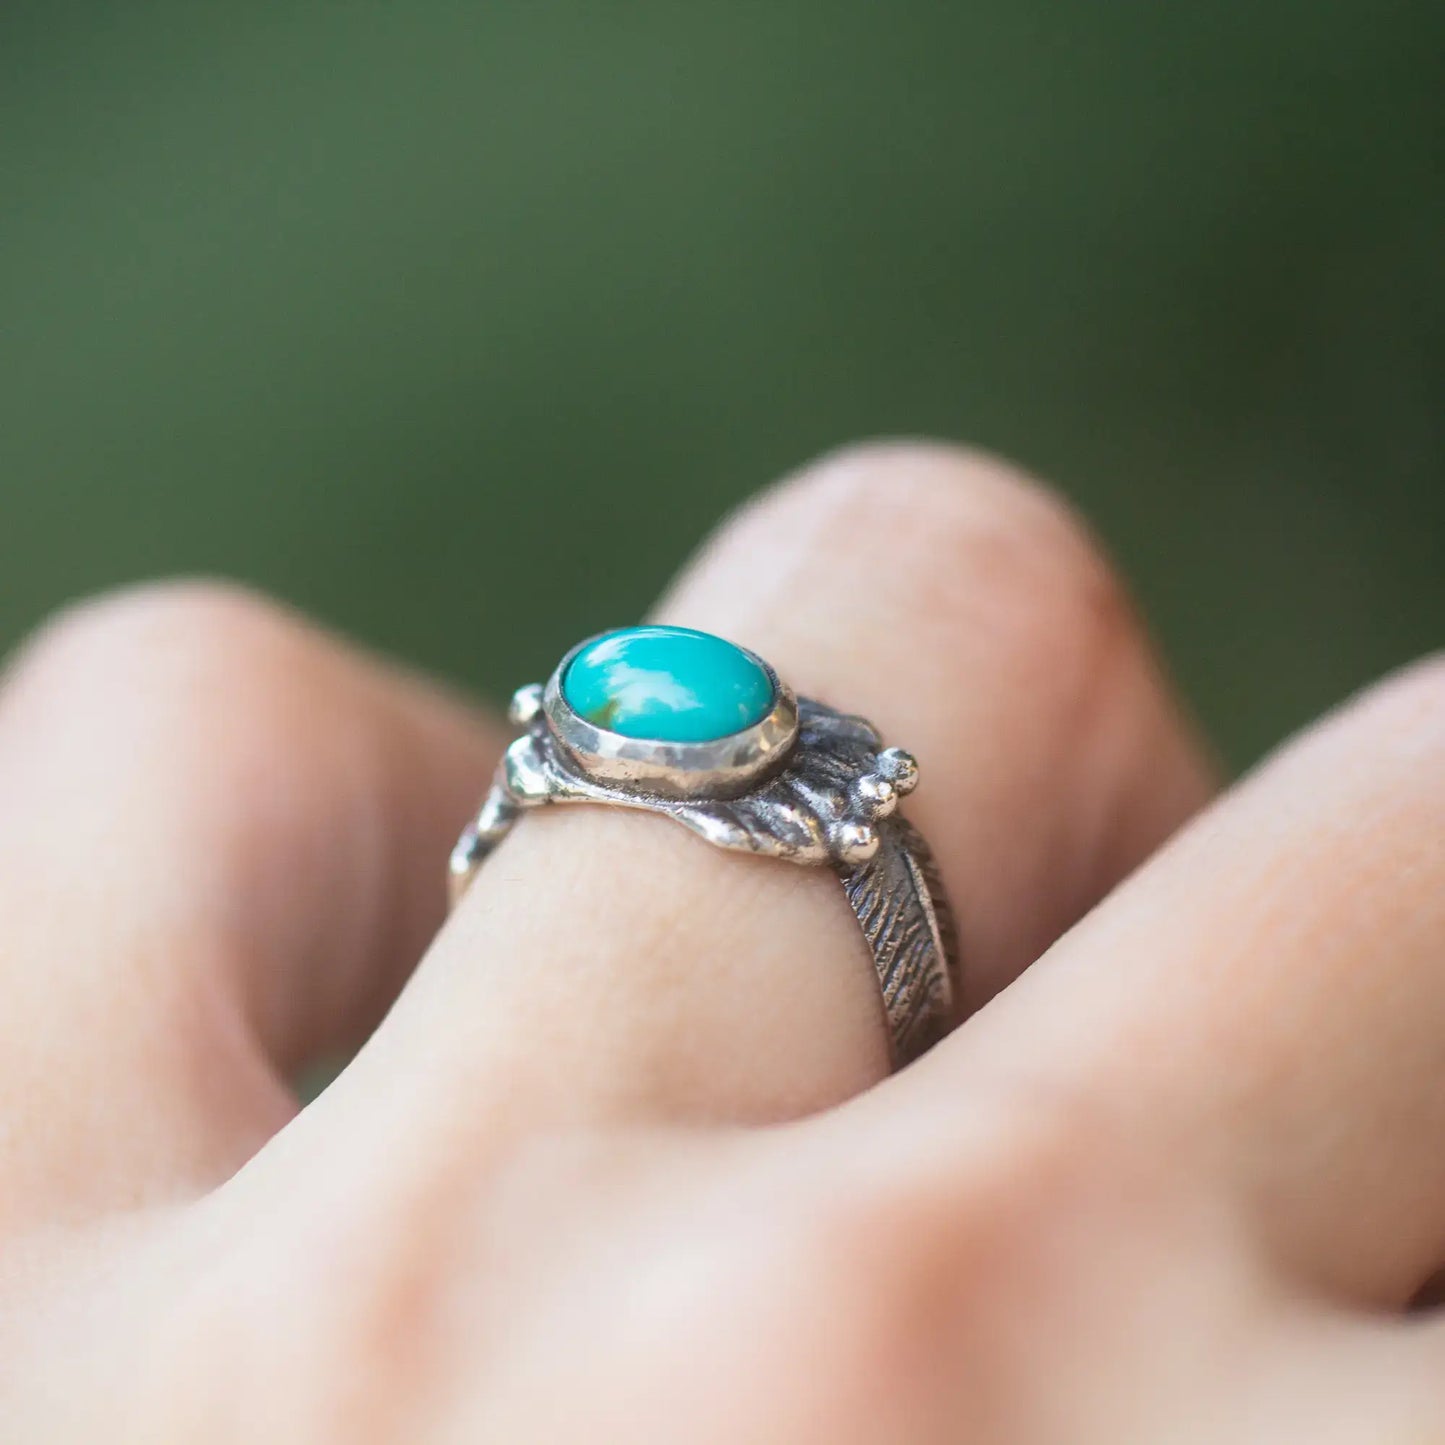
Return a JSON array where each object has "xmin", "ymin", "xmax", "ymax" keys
[{"xmin": 842, "ymin": 817, "xmax": 959, "ymax": 1059}]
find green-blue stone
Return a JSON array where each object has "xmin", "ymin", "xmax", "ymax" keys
[{"xmin": 562, "ymin": 625, "xmax": 774, "ymax": 742}]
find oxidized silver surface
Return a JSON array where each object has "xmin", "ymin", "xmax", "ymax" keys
[{"xmin": 450, "ymin": 640, "xmax": 961, "ymax": 1067}]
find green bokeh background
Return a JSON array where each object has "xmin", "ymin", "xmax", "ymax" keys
[{"xmin": 1, "ymin": 1, "xmax": 1439, "ymax": 766}]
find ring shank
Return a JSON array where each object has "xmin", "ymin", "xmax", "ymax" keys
[{"xmin": 839, "ymin": 815, "xmax": 959, "ymax": 1066}]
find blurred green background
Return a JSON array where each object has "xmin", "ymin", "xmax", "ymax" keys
[{"xmin": 1, "ymin": 1, "xmax": 1439, "ymax": 766}]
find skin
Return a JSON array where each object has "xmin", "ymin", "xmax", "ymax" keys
[{"xmin": 0, "ymin": 441, "xmax": 1440, "ymax": 1442}]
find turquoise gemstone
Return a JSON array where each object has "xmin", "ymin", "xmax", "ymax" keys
[{"xmin": 562, "ymin": 625, "xmax": 774, "ymax": 742}]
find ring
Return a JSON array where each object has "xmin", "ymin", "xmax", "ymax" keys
[{"xmin": 449, "ymin": 625, "xmax": 961, "ymax": 1067}]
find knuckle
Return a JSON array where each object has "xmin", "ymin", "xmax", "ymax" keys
[
  {"xmin": 783, "ymin": 438, "xmax": 1136, "ymax": 673},
  {"xmin": 173, "ymin": 1165, "xmax": 487, "ymax": 1442},
  {"xmin": 797, "ymin": 436, "xmax": 1068, "ymax": 533},
  {"xmin": 821, "ymin": 1093, "xmax": 1095, "ymax": 1290},
  {"xmin": 1358, "ymin": 651, "xmax": 1445, "ymax": 753},
  {"xmin": 255, "ymin": 1130, "xmax": 653, "ymax": 1432},
  {"xmin": 0, "ymin": 580, "xmax": 329, "ymax": 769},
  {"xmin": 8, "ymin": 578, "xmax": 297, "ymax": 690},
  {"xmin": 0, "ymin": 580, "xmax": 337, "ymax": 861},
  {"xmin": 1314, "ymin": 653, "xmax": 1445, "ymax": 833},
  {"xmin": 1276, "ymin": 651, "xmax": 1445, "ymax": 826},
  {"xmin": 778, "ymin": 1090, "xmax": 1174, "ymax": 1408}
]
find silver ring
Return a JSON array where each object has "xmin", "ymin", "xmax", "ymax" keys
[{"xmin": 449, "ymin": 627, "xmax": 961, "ymax": 1068}]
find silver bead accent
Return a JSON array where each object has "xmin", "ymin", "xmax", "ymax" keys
[{"xmin": 507, "ymin": 683, "xmax": 545, "ymax": 727}]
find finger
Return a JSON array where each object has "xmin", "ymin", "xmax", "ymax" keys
[
  {"xmin": 0, "ymin": 581, "xmax": 503, "ymax": 1224},
  {"xmin": 309, "ymin": 442, "xmax": 1214, "ymax": 1146},
  {"xmin": 912, "ymin": 655, "xmax": 1445, "ymax": 1305}
]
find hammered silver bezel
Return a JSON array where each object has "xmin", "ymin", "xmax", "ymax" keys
[{"xmin": 540, "ymin": 632, "xmax": 800, "ymax": 801}]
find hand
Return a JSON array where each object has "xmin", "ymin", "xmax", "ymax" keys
[{"xmin": 2, "ymin": 444, "xmax": 1440, "ymax": 1443}]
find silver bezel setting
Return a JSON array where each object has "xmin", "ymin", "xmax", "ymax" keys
[{"xmin": 540, "ymin": 633, "xmax": 799, "ymax": 801}]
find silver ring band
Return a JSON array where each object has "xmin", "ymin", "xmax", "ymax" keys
[{"xmin": 449, "ymin": 630, "xmax": 961, "ymax": 1068}]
